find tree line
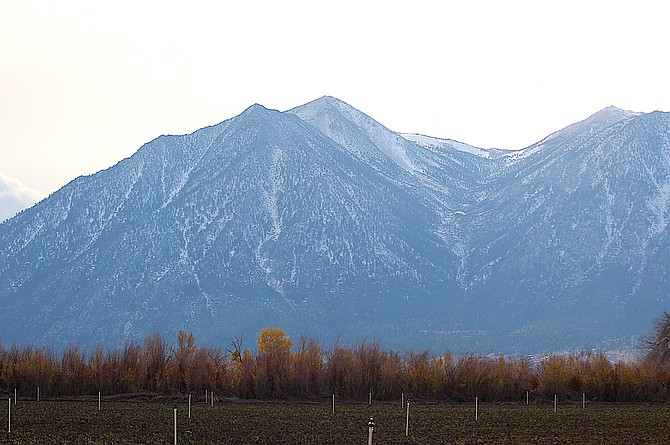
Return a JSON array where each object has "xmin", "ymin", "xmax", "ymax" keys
[{"xmin": 2, "ymin": 319, "xmax": 670, "ymax": 403}]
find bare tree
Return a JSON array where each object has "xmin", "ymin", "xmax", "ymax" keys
[
  {"xmin": 227, "ymin": 335, "xmax": 245, "ymax": 364},
  {"xmin": 643, "ymin": 311, "xmax": 670, "ymax": 367}
]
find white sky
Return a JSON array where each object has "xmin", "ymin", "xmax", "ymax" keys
[{"xmin": 1, "ymin": 0, "xmax": 669, "ymax": 212}]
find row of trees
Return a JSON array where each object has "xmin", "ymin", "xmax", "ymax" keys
[{"xmin": 2, "ymin": 322, "xmax": 670, "ymax": 403}]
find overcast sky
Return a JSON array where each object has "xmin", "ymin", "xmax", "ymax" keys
[{"xmin": 1, "ymin": 0, "xmax": 669, "ymax": 220}]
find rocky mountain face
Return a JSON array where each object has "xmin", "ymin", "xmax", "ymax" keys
[{"xmin": 1, "ymin": 97, "xmax": 669, "ymax": 354}]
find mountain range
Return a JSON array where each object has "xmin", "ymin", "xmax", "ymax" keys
[{"xmin": 1, "ymin": 96, "xmax": 669, "ymax": 355}]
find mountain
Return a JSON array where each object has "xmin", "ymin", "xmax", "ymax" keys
[
  {"xmin": 1, "ymin": 97, "xmax": 669, "ymax": 355},
  {"xmin": 456, "ymin": 108, "xmax": 670, "ymax": 351}
]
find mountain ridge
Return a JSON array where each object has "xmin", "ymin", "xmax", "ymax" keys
[{"xmin": 1, "ymin": 97, "xmax": 669, "ymax": 355}]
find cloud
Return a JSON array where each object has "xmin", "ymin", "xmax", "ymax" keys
[{"xmin": 0, "ymin": 173, "xmax": 44, "ymax": 222}]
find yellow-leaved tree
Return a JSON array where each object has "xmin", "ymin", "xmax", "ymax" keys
[
  {"xmin": 256, "ymin": 328, "xmax": 293, "ymax": 398},
  {"xmin": 258, "ymin": 328, "xmax": 293, "ymax": 355}
]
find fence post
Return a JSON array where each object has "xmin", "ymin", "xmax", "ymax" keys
[
  {"xmin": 367, "ymin": 417, "xmax": 375, "ymax": 445},
  {"xmin": 173, "ymin": 404, "xmax": 178, "ymax": 445},
  {"xmin": 405, "ymin": 400, "xmax": 410, "ymax": 436},
  {"xmin": 554, "ymin": 394, "xmax": 557, "ymax": 413}
]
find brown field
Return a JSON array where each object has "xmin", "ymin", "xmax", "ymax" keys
[{"xmin": 1, "ymin": 399, "xmax": 669, "ymax": 444}]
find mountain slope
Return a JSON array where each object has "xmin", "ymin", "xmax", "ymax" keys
[
  {"xmin": 456, "ymin": 108, "xmax": 670, "ymax": 350},
  {"xmin": 1, "ymin": 98, "xmax": 669, "ymax": 354},
  {"xmin": 0, "ymin": 103, "xmax": 459, "ymax": 349}
]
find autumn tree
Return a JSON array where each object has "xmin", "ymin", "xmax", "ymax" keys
[
  {"xmin": 535, "ymin": 355, "xmax": 573, "ymax": 400},
  {"xmin": 256, "ymin": 328, "xmax": 293, "ymax": 398},
  {"xmin": 60, "ymin": 344, "xmax": 89, "ymax": 395},
  {"xmin": 7, "ymin": 326, "xmax": 670, "ymax": 402},
  {"xmin": 355, "ymin": 342, "xmax": 385, "ymax": 400},
  {"xmin": 377, "ymin": 351, "xmax": 403, "ymax": 400},
  {"xmin": 29, "ymin": 346, "xmax": 60, "ymax": 397},
  {"xmin": 143, "ymin": 333, "xmax": 170, "ymax": 393},
  {"xmin": 0, "ymin": 346, "xmax": 58, "ymax": 398},
  {"xmin": 88, "ymin": 344, "xmax": 110, "ymax": 394},
  {"xmin": 440, "ymin": 352, "xmax": 490, "ymax": 401},
  {"xmin": 258, "ymin": 328, "xmax": 293, "ymax": 355},
  {"xmin": 171, "ymin": 330, "xmax": 197, "ymax": 393},
  {"xmin": 191, "ymin": 346, "xmax": 226, "ymax": 396},
  {"xmin": 237, "ymin": 348, "xmax": 256, "ymax": 398},
  {"xmin": 325, "ymin": 345, "xmax": 357, "ymax": 398},
  {"xmin": 227, "ymin": 335, "xmax": 255, "ymax": 397},
  {"xmin": 292, "ymin": 337, "xmax": 324, "ymax": 397},
  {"xmin": 404, "ymin": 351, "xmax": 432, "ymax": 397}
]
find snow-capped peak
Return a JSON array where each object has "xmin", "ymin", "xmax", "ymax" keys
[{"xmin": 289, "ymin": 96, "xmax": 420, "ymax": 174}]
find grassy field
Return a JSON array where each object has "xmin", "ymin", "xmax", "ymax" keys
[{"xmin": 1, "ymin": 399, "xmax": 669, "ymax": 444}]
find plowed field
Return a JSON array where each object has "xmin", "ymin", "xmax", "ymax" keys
[{"xmin": 1, "ymin": 400, "xmax": 669, "ymax": 444}]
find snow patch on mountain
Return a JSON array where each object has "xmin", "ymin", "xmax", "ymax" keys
[
  {"xmin": 290, "ymin": 96, "xmax": 419, "ymax": 174},
  {"xmin": 266, "ymin": 145, "xmax": 285, "ymax": 241},
  {"xmin": 402, "ymin": 133, "xmax": 492, "ymax": 159},
  {"xmin": 333, "ymin": 99, "xmax": 419, "ymax": 173},
  {"xmin": 648, "ymin": 177, "xmax": 670, "ymax": 236},
  {"xmin": 160, "ymin": 128, "xmax": 223, "ymax": 210},
  {"xmin": 506, "ymin": 144, "xmax": 544, "ymax": 162}
]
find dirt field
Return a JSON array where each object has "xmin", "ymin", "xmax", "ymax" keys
[{"xmin": 1, "ymin": 399, "xmax": 669, "ymax": 444}]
